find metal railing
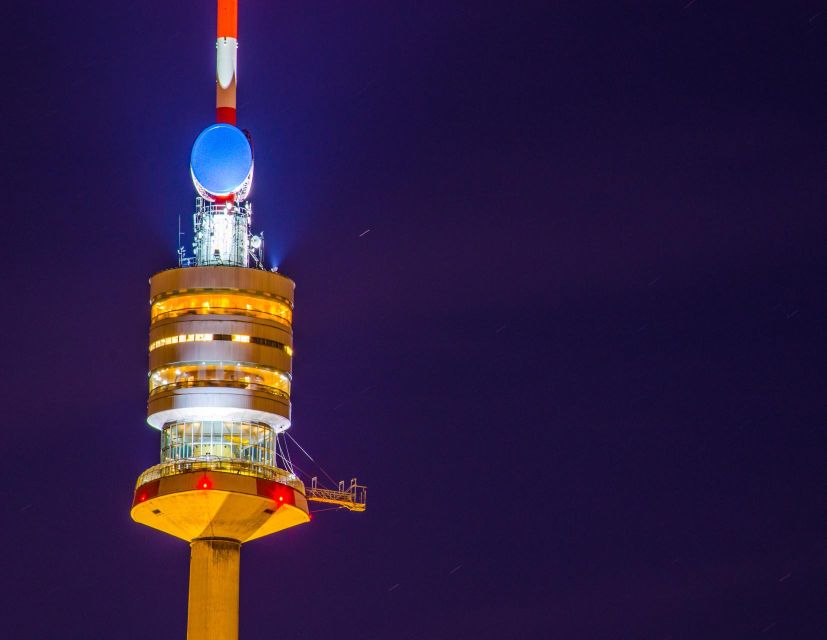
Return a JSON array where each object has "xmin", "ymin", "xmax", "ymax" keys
[
  {"xmin": 135, "ymin": 458, "xmax": 305, "ymax": 493},
  {"xmin": 149, "ymin": 379, "xmax": 290, "ymax": 400},
  {"xmin": 306, "ymin": 477, "xmax": 367, "ymax": 512},
  {"xmin": 151, "ymin": 307, "xmax": 292, "ymax": 326}
]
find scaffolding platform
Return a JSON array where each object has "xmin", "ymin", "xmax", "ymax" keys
[{"xmin": 305, "ymin": 477, "xmax": 367, "ymax": 512}]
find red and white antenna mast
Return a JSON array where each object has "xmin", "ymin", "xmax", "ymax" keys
[{"xmin": 216, "ymin": 0, "xmax": 238, "ymax": 125}]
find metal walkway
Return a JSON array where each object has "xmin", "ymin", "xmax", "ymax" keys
[{"xmin": 305, "ymin": 477, "xmax": 367, "ymax": 512}]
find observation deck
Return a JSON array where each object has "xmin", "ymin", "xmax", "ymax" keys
[
  {"xmin": 135, "ymin": 221, "xmax": 366, "ymax": 545},
  {"xmin": 135, "ymin": 457, "xmax": 304, "ymax": 492},
  {"xmin": 132, "ymin": 457, "xmax": 309, "ymax": 543},
  {"xmin": 135, "ymin": 460, "xmax": 367, "ymax": 512},
  {"xmin": 131, "ymin": 458, "xmax": 365, "ymax": 542},
  {"xmin": 146, "ymin": 265, "xmax": 294, "ymax": 431}
]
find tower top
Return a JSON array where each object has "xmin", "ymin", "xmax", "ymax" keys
[
  {"xmin": 183, "ymin": 1, "xmax": 256, "ymax": 268},
  {"xmin": 195, "ymin": 0, "xmax": 251, "ymax": 204}
]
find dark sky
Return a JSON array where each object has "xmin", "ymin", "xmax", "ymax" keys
[{"xmin": 3, "ymin": 1, "xmax": 826, "ymax": 638}]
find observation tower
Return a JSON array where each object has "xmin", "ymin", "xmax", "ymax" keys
[{"xmin": 131, "ymin": 3, "xmax": 365, "ymax": 639}]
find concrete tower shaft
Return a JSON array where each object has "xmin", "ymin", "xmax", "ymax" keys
[{"xmin": 187, "ymin": 540, "xmax": 240, "ymax": 640}]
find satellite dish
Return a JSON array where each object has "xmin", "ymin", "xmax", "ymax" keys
[
  {"xmin": 190, "ymin": 123, "xmax": 254, "ymax": 200},
  {"xmin": 250, "ymin": 235, "xmax": 262, "ymax": 249}
]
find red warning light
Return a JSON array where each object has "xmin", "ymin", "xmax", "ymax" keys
[
  {"xmin": 278, "ymin": 496, "xmax": 284, "ymax": 502},
  {"xmin": 139, "ymin": 493, "xmax": 147, "ymax": 502},
  {"xmin": 199, "ymin": 476, "xmax": 212, "ymax": 490}
]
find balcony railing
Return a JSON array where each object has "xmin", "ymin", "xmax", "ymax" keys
[
  {"xmin": 152, "ymin": 306, "xmax": 292, "ymax": 326},
  {"xmin": 149, "ymin": 379, "xmax": 290, "ymax": 400},
  {"xmin": 135, "ymin": 457, "xmax": 305, "ymax": 493}
]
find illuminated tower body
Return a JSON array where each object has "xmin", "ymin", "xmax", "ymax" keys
[{"xmin": 132, "ymin": 3, "xmax": 364, "ymax": 639}]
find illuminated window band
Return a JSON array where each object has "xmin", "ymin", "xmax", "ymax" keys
[
  {"xmin": 149, "ymin": 362, "xmax": 291, "ymax": 399},
  {"xmin": 149, "ymin": 333, "xmax": 292, "ymax": 355},
  {"xmin": 161, "ymin": 420, "xmax": 275, "ymax": 466},
  {"xmin": 151, "ymin": 291, "xmax": 292, "ymax": 326}
]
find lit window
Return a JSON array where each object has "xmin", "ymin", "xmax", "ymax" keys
[
  {"xmin": 161, "ymin": 420, "xmax": 275, "ymax": 466},
  {"xmin": 149, "ymin": 333, "xmax": 292, "ymax": 354},
  {"xmin": 149, "ymin": 362, "xmax": 291, "ymax": 398},
  {"xmin": 151, "ymin": 291, "xmax": 292, "ymax": 326}
]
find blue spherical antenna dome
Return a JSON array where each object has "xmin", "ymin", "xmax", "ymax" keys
[{"xmin": 190, "ymin": 124, "xmax": 254, "ymax": 199}]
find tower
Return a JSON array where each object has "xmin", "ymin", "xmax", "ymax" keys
[{"xmin": 131, "ymin": 3, "xmax": 365, "ymax": 639}]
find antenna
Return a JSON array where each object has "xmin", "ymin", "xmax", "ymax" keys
[
  {"xmin": 216, "ymin": 0, "xmax": 238, "ymax": 125},
  {"xmin": 177, "ymin": 214, "xmax": 183, "ymax": 266}
]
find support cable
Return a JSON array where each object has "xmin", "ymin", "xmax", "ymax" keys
[{"xmin": 285, "ymin": 432, "xmax": 338, "ymax": 487}]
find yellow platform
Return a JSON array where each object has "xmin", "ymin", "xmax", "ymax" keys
[{"xmin": 132, "ymin": 469, "xmax": 310, "ymax": 543}]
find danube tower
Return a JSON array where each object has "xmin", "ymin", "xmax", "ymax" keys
[{"xmin": 131, "ymin": 3, "xmax": 365, "ymax": 639}]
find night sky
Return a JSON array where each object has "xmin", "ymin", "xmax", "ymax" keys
[{"xmin": 3, "ymin": 1, "xmax": 827, "ymax": 638}]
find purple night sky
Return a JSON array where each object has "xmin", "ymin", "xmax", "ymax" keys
[{"xmin": 2, "ymin": 1, "xmax": 826, "ymax": 638}]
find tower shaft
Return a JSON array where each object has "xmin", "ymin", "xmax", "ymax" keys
[{"xmin": 187, "ymin": 539, "xmax": 241, "ymax": 640}]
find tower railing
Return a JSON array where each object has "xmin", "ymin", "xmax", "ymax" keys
[
  {"xmin": 135, "ymin": 457, "xmax": 305, "ymax": 493},
  {"xmin": 148, "ymin": 379, "xmax": 290, "ymax": 400}
]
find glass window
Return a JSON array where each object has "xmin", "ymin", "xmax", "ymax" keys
[
  {"xmin": 161, "ymin": 420, "xmax": 274, "ymax": 466},
  {"xmin": 149, "ymin": 333, "xmax": 289, "ymax": 353},
  {"xmin": 149, "ymin": 362, "xmax": 291, "ymax": 399},
  {"xmin": 151, "ymin": 291, "xmax": 292, "ymax": 326}
]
